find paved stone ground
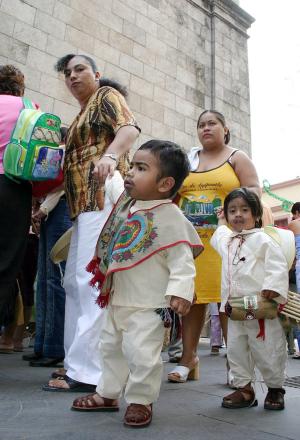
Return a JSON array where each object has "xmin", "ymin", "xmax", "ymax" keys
[{"xmin": 1, "ymin": 340, "xmax": 300, "ymax": 440}]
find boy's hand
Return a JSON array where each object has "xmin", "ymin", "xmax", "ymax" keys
[
  {"xmin": 214, "ymin": 207, "xmax": 226, "ymax": 225},
  {"xmin": 261, "ymin": 289, "xmax": 279, "ymax": 299},
  {"xmin": 170, "ymin": 296, "xmax": 191, "ymax": 316}
]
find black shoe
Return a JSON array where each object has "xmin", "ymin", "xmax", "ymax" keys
[
  {"xmin": 22, "ymin": 352, "xmax": 42, "ymax": 361},
  {"xmin": 29, "ymin": 357, "xmax": 64, "ymax": 367},
  {"xmin": 168, "ymin": 356, "xmax": 182, "ymax": 363}
]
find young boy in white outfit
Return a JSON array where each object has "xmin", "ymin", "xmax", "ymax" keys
[
  {"xmin": 211, "ymin": 188, "xmax": 288, "ymax": 411},
  {"xmin": 71, "ymin": 140, "xmax": 203, "ymax": 427}
]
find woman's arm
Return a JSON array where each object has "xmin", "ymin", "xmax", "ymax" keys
[
  {"xmin": 93, "ymin": 125, "xmax": 139, "ymax": 184},
  {"xmin": 231, "ymin": 150, "xmax": 261, "ymax": 197}
]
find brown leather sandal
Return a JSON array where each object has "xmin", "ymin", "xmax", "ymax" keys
[
  {"xmin": 222, "ymin": 384, "xmax": 258, "ymax": 409},
  {"xmin": 71, "ymin": 393, "xmax": 119, "ymax": 412},
  {"xmin": 124, "ymin": 403, "xmax": 152, "ymax": 428},
  {"xmin": 264, "ymin": 388, "xmax": 285, "ymax": 410}
]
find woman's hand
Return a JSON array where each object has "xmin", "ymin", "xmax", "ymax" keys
[
  {"xmin": 92, "ymin": 156, "xmax": 117, "ymax": 185},
  {"xmin": 170, "ymin": 296, "xmax": 191, "ymax": 316},
  {"xmin": 32, "ymin": 209, "xmax": 46, "ymax": 220}
]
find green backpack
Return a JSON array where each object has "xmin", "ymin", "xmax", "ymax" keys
[{"xmin": 3, "ymin": 98, "xmax": 62, "ymax": 181}]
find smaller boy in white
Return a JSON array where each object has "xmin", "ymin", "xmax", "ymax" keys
[
  {"xmin": 211, "ymin": 188, "xmax": 288, "ymax": 411},
  {"xmin": 71, "ymin": 140, "xmax": 203, "ymax": 427}
]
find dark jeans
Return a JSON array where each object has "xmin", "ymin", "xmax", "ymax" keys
[
  {"xmin": 0, "ymin": 175, "xmax": 31, "ymax": 325},
  {"xmin": 34, "ymin": 197, "xmax": 72, "ymax": 358}
]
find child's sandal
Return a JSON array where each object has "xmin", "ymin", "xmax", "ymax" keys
[
  {"xmin": 222, "ymin": 384, "xmax": 258, "ymax": 409},
  {"xmin": 264, "ymin": 388, "xmax": 285, "ymax": 410}
]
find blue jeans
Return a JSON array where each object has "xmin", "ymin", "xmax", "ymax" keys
[{"xmin": 34, "ymin": 197, "xmax": 72, "ymax": 358}]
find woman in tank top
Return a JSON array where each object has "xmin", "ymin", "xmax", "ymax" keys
[{"xmin": 168, "ymin": 110, "xmax": 261, "ymax": 384}]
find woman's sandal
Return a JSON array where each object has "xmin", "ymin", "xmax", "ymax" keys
[
  {"xmin": 222, "ymin": 384, "xmax": 258, "ymax": 409},
  {"xmin": 168, "ymin": 359, "xmax": 199, "ymax": 383},
  {"xmin": 71, "ymin": 393, "xmax": 119, "ymax": 412},
  {"xmin": 124, "ymin": 403, "xmax": 152, "ymax": 428},
  {"xmin": 42, "ymin": 375, "xmax": 96, "ymax": 393},
  {"xmin": 264, "ymin": 388, "xmax": 285, "ymax": 410},
  {"xmin": 51, "ymin": 367, "xmax": 66, "ymax": 379}
]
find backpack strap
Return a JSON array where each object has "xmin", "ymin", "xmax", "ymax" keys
[{"xmin": 22, "ymin": 97, "xmax": 35, "ymax": 110}]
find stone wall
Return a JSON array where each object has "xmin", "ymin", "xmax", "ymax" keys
[{"xmin": 0, "ymin": 0, "xmax": 254, "ymax": 153}]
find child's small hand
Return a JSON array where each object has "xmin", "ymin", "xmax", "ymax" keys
[
  {"xmin": 261, "ymin": 289, "xmax": 279, "ymax": 299},
  {"xmin": 170, "ymin": 296, "xmax": 191, "ymax": 316},
  {"xmin": 215, "ymin": 207, "xmax": 226, "ymax": 225}
]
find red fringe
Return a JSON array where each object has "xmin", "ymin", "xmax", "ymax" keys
[
  {"xmin": 89, "ymin": 268, "xmax": 105, "ymax": 289},
  {"xmin": 256, "ymin": 319, "xmax": 265, "ymax": 340},
  {"xmin": 96, "ymin": 293, "xmax": 109, "ymax": 308},
  {"xmin": 86, "ymin": 257, "xmax": 100, "ymax": 274}
]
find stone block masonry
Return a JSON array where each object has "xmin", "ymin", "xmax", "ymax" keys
[{"xmin": 0, "ymin": 0, "xmax": 254, "ymax": 153}]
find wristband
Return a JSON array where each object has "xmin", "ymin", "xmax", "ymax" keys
[{"xmin": 103, "ymin": 153, "xmax": 118, "ymax": 163}]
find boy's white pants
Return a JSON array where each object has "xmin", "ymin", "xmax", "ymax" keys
[
  {"xmin": 96, "ymin": 305, "xmax": 165, "ymax": 405},
  {"xmin": 227, "ymin": 318, "xmax": 287, "ymax": 389},
  {"xmin": 63, "ymin": 208, "xmax": 112, "ymax": 385}
]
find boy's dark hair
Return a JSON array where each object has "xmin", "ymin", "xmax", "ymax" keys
[
  {"xmin": 54, "ymin": 54, "xmax": 127, "ymax": 97},
  {"xmin": 291, "ymin": 202, "xmax": 300, "ymax": 215},
  {"xmin": 224, "ymin": 187, "xmax": 263, "ymax": 228},
  {"xmin": 139, "ymin": 140, "xmax": 190, "ymax": 197},
  {"xmin": 0, "ymin": 64, "xmax": 25, "ymax": 96},
  {"xmin": 197, "ymin": 109, "xmax": 230, "ymax": 144}
]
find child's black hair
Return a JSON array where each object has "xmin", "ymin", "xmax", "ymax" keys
[
  {"xmin": 223, "ymin": 187, "xmax": 263, "ymax": 228},
  {"xmin": 138, "ymin": 140, "xmax": 190, "ymax": 197},
  {"xmin": 54, "ymin": 54, "xmax": 127, "ymax": 97},
  {"xmin": 197, "ymin": 109, "xmax": 230, "ymax": 144},
  {"xmin": 291, "ymin": 202, "xmax": 300, "ymax": 215}
]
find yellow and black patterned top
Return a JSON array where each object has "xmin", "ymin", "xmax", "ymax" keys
[{"xmin": 64, "ymin": 86, "xmax": 140, "ymax": 219}]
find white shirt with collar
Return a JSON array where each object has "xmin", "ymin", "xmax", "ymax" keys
[{"xmin": 211, "ymin": 225, "xmax": 288, "ymax": 311}]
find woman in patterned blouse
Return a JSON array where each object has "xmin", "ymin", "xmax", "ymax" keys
[{"xmin": 44, "ymin": 54, "xmax": 140, "ymax": 392}]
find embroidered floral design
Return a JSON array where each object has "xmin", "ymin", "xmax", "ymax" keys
[{"xmin": 109, "ymin": 211, "xmax": 158, "ymax": 263}]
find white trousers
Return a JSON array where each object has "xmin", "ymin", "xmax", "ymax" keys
[
  {"xmin": 227, "ymin": 318, "xmax": 287, "ymax": 389},
  {"xmin": 63, "ymin": 206, "xmax": 113, "ymax": 385},
  {"xmin": 96, "ymin": 306, "xmax": 165, "ymax": 405}
]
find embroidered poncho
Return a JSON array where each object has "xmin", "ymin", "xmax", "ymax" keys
[{"xmin": 87, "ymin": 192, "xmax": 204, "ymax": 307}]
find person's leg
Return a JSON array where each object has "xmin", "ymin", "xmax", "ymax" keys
[
  {"xmin": 63, "ymin": 211, "xmax": 108, "ymax": 385},
  {"xmin": 168, "ymin": 336, "xmax": 182, "ymax": 362},
  {"xmin": 227, "ymin": 321, "xmax": 254, "ymax": 388},
  {"xmin": 41, "ymin": 198, "xmax": 71, "ymax": 360},
  {"xmin": 123, "ymin": 308, "xmax": 164, "ymax": 405},
  {"xmin": 122, "ymin": 307, "xmax": 164, "ymax": 427},
  {"xmin": 219, "ymin": 311, "xmax": 228, "ymax": 346},
  {"xmin": 248, "ymin": 318, "xmax": 287, "ymax": 410},
  {"xmin": 97, "ymin": 306, "xmax": 129, "ymax": 398},
  {"xmin": 209, "ymin": 303, "xmax": 222, "ymax": 353},
  {"xmin": 14, "ymin": 234, "xmax": 38, "ymax": 350},
  {"xmin": 181, "ymin": 303, "xmax": 207, "ymax": 366},
  {"xmin": 71, "ymin": 306, "xmax": 128, "ymax": 411},
  {"xmin": 63, "ymin": 219, "xmax": 79, "ymax": 371},
  {"xmin": 222, "ymin": 320, "xmax": 257, "ymax": 408},
  {"xmin": 168, "ymin": 303, "xmax": 207, "ymax": 381},
  {"xmin": 33, "ymin": 221, "xmax": 47, "ymax": 357},
  {"xmin": 0, "ymin": 176, "xmax": 31, "ymax": 324}
]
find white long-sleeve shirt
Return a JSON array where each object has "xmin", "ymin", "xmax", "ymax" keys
[{"xmin": 210, "ymin": 225, "xmax": 288, "ymax": 311}]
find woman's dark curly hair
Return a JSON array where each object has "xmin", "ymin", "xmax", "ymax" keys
[
  {"xmin": 0, "ymin": 65, "xmax": 25, "ymax": 96},
  {"xmin": 55, "ymin": 54, "xmax": 128, "ymax": 97}
]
